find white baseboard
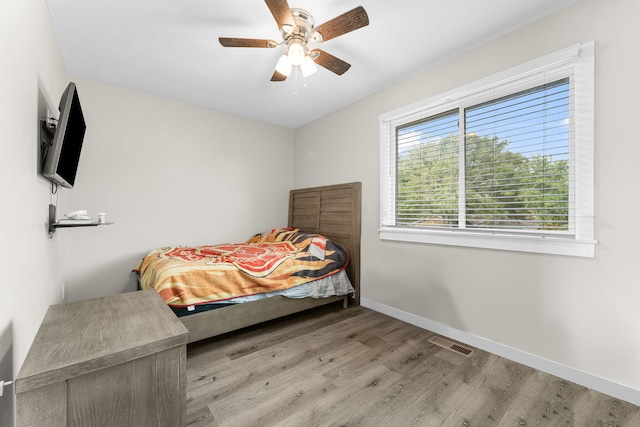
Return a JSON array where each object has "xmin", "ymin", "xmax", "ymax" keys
[{"xmin": 361, "ymin": 297, "xmax": 640, "ymax": 406}]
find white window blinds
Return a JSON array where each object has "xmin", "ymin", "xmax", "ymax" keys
[
  {"xmin": 380, "ymin": 42, "xmax": 595, "ymax": 257},
  {"xmin": 395, "ymin": 111, "xmax": 459, "ymax": 228},
  {"xmin": 463, "ymin": 77, "xmax": 572, "ymax": 233}
]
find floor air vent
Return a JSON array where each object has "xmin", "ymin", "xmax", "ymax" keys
[{"xmin": 428, "ymin": 335, "xmax": 474, "ymax": 357}]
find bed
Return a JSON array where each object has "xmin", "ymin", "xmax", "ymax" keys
[{"xmin": 136, "ymin": 182, "xmax": 361, "ymax": 343}]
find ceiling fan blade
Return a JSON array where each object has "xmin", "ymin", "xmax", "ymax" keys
[
  {"xmin": 311, "ymin": 49, "xmax": 351, "ymax": 75},
  {"xmin": 271, "ymin": 70, "xmax": 288, "ymax": 82},
  {"xmin": 219, "ymin": 38, "xmax": 278, "ymax": 48},
  {"xmin": 313, "ymin": 6, "xmax": 369, "ymax": 42},
  {"xmin": 264, "ymin": 0, "xmax": 294, "ymax": 29}
]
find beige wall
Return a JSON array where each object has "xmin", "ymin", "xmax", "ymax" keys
[
  {"xmin": 0, "ymin": 0, "xmax": 69, "ymax": 424},
  {"xmin": 294, "ymin": 0, "xmax": 640, "ymax": 401},
  {"xmin": 64, "ymin": 78, "xmax": 295, "ymax": 302}
]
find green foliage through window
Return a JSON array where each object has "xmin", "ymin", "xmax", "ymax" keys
[{"xmin": 396, "ymin": 78, "xmax": 570, "ymax": 233}]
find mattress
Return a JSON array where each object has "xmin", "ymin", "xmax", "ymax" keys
[{"xmin": 169, "ymin": 269, "xmax": 354, "ymax": 317}]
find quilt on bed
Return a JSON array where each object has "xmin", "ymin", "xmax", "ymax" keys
[{"xmin": 134, "ymin": 228, "xmax": 349, "ymax": 307}]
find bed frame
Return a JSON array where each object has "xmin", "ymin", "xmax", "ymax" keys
[{"xmin": 180, "ymin": 182, "xmax": 361, "ymax": 343}]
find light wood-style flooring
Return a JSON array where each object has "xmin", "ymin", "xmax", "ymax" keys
[{"xmin": 186, "ymin": 304, "xmax": 640, "ymax": 426}]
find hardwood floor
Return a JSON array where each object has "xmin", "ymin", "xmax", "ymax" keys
[{"xmin": 185, "ymin": 304, "xmax": 640, "ymax": 426}]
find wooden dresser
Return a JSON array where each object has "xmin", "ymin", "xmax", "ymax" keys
[{"xmin": 15, "ymin": 289, "xmax": 189, "ymax": 427}]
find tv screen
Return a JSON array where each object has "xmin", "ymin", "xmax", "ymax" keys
[{"xmin": 42, "ymin": 82, "xmax": 86, "ymax": 189}]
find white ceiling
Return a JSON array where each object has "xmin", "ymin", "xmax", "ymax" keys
[{"xmin": 47, "ymin": 0, "xmax": 578, "ymax": 129}]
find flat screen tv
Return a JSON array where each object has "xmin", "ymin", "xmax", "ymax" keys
[{"xmin": 42, "ymin": 82, "xmax": 86, "ymax": 189}]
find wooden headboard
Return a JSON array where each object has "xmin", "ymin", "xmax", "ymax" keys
[{"xmin": 288, "ymin": 182, "xmax": 361, "ymax": 306}]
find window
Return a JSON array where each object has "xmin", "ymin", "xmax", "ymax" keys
[{"xmin": 380, "ymin": 42, "xmax": 595, "ymax": 257}]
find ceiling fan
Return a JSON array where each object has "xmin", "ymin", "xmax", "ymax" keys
[{"xmin": 219, "ymin": 0, "xmax": 369, "ymax": 81}]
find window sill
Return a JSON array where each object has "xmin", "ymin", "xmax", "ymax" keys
[{"xmin": 379, "ymin": 227, "xmax": 596, "ymax": 257}]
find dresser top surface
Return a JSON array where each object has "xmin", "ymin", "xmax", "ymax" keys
[{"xmin": 16, "ymin": 290, "xmax": 189, "ymax": 392}]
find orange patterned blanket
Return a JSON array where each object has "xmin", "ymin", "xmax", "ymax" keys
[{"xmin": 134, "ymin": 229, "xmax": 349, "ymax": 307}]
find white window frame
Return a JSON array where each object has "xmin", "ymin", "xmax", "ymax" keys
[{"xmin": 379, "ymin": 42, "xmax": 595, "ymax": 257}]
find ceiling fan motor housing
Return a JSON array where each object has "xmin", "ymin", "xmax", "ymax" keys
[{"xmin": 282, "ymin": 8, "xmax": 319, "ymax": 48}]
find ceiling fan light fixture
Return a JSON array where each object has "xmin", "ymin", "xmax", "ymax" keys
[
  {"xmin": 287, "ymin": 42, "xmax": 306, "ymax": 66},
  {"xmin": 301, "ymin": 55, "xmax": 317, "ymax": 77},
  {"xmin": 275, "ymin": 54, "xmax": 292, "ymax": 76}
]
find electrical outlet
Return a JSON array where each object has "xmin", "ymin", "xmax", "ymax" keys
[{"xmin": 0, "ymin": 380, "xmax": 13, "ymax": 397}]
